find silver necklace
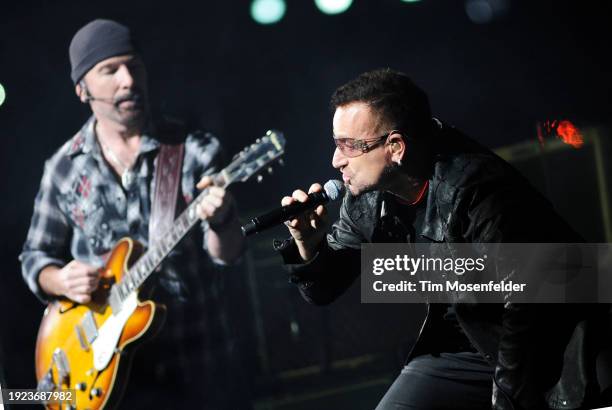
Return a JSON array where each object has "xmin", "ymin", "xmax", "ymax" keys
[{"xmin": 100, "ymin": 142, "xmax": 136, "ymax": 189}]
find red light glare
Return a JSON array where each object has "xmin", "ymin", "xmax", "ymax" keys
[{"xmin": 556, "ymin": 120, "xmax": 584, "ymax": 149}]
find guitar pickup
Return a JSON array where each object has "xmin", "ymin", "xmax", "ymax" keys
[
  {"xmin": 75, "ymin": 324, "xmax": 89, "ymax": 351},
  {"xmin": 81, "ymin": 311, "xmax": 98, "ymax": 344},
  {"xmin": 108, "ymin": 285, "xmax": 122, "ymax": 314}
]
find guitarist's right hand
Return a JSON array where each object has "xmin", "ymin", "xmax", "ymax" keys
[{"xmin": 38, "ymin": 261, "xmax": 100, "ymax": 303}]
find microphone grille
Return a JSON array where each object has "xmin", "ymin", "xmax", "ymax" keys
[{"xmin": 323, "ymin": 179, "xmax": 345, "ymax": 202}]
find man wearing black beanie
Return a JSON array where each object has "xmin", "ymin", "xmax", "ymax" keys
[
  {"xmin": 20, "ymin": 19, "xmax": 250, "ymax": 409},
  {"xmin": 69, "ymin": 19, "xmax": 148, "ymax": 135}
]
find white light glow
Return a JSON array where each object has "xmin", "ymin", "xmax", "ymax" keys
[
  {"xmin": 251, "ymin": 0, "xmax": 286, "ymax": 25},
  {"xmin": 314, "ymin": 0, "xmax": 353, "ymax": 15}
]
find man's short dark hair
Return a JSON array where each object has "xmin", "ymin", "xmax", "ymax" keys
[{"xmin": 330, "ymin": 68, "xmax": 432, "ymax": 140}]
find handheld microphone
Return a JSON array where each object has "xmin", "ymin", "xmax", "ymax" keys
[{"xmin": 241, "ymin": 179, "xmax": 345, "ymax": 236}]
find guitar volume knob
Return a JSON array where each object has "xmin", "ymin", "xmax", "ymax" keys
[
  {"xmin": 91, "ymin": 387, "xmax": 103, "ymax": 397},
  {"xmin": 75, "ymin": 382, "xmax": 86, "ymax": 391}
]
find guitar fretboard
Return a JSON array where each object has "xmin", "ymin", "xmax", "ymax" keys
[
  {"xmin": 109, "ymin": 173, "xmax": 228, "ymax": 309},
  {"xmin": 107, "ymin": 130, "xmax": 285, "ymax": 313}
]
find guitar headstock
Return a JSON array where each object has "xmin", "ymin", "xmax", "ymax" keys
[{"xmin": 223, "ymin": 130, "xmax": 286, "ymax": 184}]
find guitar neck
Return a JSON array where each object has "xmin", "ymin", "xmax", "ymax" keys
[
  {"xmin": 107, "ymin": 129, "xmax": 285, "ymax": 311},
  {"xmin": 111, "ymin": 172, "xmax": 229, "ymax": 302}
]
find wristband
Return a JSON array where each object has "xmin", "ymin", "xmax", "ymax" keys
[{"xmin": 208, "ymin": 206, "xmax": 236, "ymax": 232}]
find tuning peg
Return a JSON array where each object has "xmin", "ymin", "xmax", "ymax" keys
[
  {"xmin": 257, "ymin": 175, "xmax": 264, "ymax": 183},
  {"xmin": 278, "ymin": 158, "xmax": 285, "ymax": 166},
  {"xmin": 267, "ymin": 167, "xmax": 273, "ymax": 174}
]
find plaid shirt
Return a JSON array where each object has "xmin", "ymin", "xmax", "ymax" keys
[{"xmin": 20, "ymin": 116, "xmax": 240, "ymax": 386}]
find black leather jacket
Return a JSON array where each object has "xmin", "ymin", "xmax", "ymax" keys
[{"xmin": 276, "ymin": 124, "xmax": 606, "ymax": 409}]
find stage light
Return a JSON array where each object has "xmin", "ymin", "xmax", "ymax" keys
[
  {"xmin": 0, "ymin": 83, "xmax": 5, "ymax": 107},
  {"xmin": 314, "ymin": 0, "xmax": 353, "ymax": 15},
  {"xmin": 251, "ymin": 0, "xmax": 286, "ymax": 25},
  {"xmin": 465, "ymin": 0, "xmax": 493, "ymax": 23},
  {"xmin": 465, "ymin": 0, "xmax": 509, "ymax": 24},
  {"xmin": 401, "ymin": 0, "xmax": 422, "ymax": 3}
]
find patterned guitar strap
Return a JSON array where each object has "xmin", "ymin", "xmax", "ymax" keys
[{"xmin": 149, "ymin": 141, "xmax": 185, "ymax": 247}]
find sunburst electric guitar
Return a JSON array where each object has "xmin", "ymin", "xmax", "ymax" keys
[{"xmin": 35, "ymin": 130, "xmax": 285, "ymax": 410}]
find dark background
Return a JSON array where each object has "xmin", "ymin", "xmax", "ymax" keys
[{"xmin": 1, "ymin": 0, "xmax": 611, "ymax": 408}]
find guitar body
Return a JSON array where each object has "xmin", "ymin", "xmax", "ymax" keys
[{"xmin": 35, "ymin": 238, "xmax": 166, "ymax": 410}]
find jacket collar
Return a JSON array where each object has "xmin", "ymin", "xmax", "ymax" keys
[
  {"xmin": 419, "ymin": 177, "xmax": 445, "ymax": 242},
  {"xmin": 66, "ymin": 115, "xmax": 160, "ymax": 158},
  {"xmin": 379, "ymin": 181, "xmax": 445, "ymax": 243}
]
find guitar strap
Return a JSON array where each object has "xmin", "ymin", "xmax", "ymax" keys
[{"xmin": 149, "ymin": 142, "xmax": 185, "ymax": 247}]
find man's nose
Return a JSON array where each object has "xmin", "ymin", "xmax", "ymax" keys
[
  {"xmin": 332, "ymin": 147, "xmax": 348, "ymax": 169},
  {"xmin": 116, "ymin": 64, "xmax": 135, "ymax": 89}
]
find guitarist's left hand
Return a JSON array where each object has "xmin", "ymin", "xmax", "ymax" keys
[{"xmin": 195, "ymin": 176, "xmax": 236, "ymax": 229}]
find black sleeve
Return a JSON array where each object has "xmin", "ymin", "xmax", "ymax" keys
[
  {"xmin": 274, "ymin": 195, "xmax": 366, "ymax": 306},
  {"xmin": 463, "ymin": 178, "xmax": 581, "ymax": 410}
]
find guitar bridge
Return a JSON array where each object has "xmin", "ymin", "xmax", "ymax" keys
[{"xmin": 52, "ymin": 348, "xmax": 70, "ymax": 383}]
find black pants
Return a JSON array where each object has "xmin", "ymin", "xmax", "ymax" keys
[{"xmin": 375, "ymin": 352, "xmax": 494, "ymax": 410}]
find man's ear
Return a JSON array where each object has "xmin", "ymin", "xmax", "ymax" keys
[
  {"xmin": 388, "ymin": 133, "xmax": 406, "ymax": 164},
  {"xmin": 76, "ymin": 81, "xmax": 87, "ymax": 103}
]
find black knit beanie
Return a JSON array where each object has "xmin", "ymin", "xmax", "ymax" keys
[{"xmin": 69, "ymin": 19, "xmax": 137, "ymax": 84}]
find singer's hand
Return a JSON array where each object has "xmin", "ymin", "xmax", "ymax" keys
[{"xmin": 281, "ymin": 183, "xmax": 330, "ymax": 261}]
